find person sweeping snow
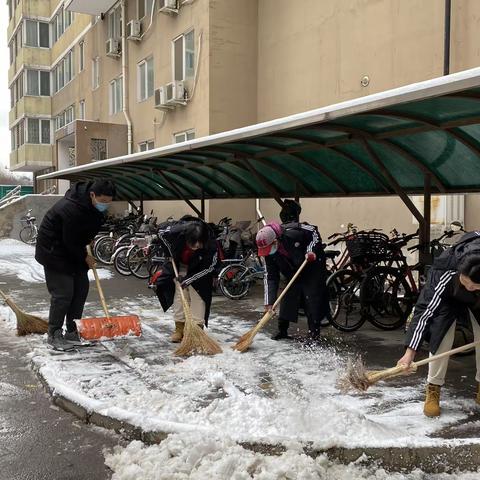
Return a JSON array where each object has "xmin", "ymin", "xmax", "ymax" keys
[
  {"xmin": 153, "ymin": 216, "xmax": 218, "ymax": 343},
  {"xmin": 256, "ymin": 221, "xmax": 329, "ymax": 340},
  {"xmin": 35, "ymin": 179, "xmax": 115, "ymax": 351},
  {"xmin": 397, "ymin": 231, "xmax": 480, "ymax": 417}
]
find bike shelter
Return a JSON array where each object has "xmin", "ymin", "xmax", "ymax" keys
[{"xmin": 39, "ymin": 67, "xmax": 480, "ymax": 265}]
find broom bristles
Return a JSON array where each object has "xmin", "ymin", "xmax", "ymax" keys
[
  {"xmin": 174, "ymin": 292, "xmax": 222, "ymax": 357},
  {"xmin": 2, "ymin": 295, "xmax": 48, "ymax": 336},
  {"xmin": 232, "ymin": 326, "xmax": 257, "ymax": 352},
  {"xmin": 336, "ymin": 356, "xmax": 414, "ymax": 393}
]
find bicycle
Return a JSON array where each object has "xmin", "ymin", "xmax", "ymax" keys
[{"xmin": 19, "ymin": 209, "xmax": 38, "ymax": 245}]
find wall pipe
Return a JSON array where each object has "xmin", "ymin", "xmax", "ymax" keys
[{"xmin": 121, "ymin": 0, "xmax": 133, "ymax": 155}]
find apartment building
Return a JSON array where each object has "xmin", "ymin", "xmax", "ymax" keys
[{"xmin": 7, "ymin": 1, "xmax": 480, "ymax": 231}]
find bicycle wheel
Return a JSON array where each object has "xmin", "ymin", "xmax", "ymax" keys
[
  {"xmin": 19, "ymin": 226, "xmax": 36, "ymax": 245},
  {"xmin": 127, "ymin": 246, "xmax": 151, "ymax": 279},
  {"xmin": 94, "ymin": 236, "xmax": 115, "ymax": 265},
  {"xmin": 326, "ymin": 269, "xmax": 366, "ymax": 332},
  {"xmin": 112, "ymin": 246, "xmax": 132, "ymax": 276},
  {"xmin": 218, "ymin": 264, "xmax": 251, "ymax": 299},
  {"xmin": 360, "ymin": 266, "xmax": 414, "ymax": 331}
]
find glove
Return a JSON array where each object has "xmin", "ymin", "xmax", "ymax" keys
[{"xmin": 305, "ymin": 252, "xmax": 316, "ymax": 263}]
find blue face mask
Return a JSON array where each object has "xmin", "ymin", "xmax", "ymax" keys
[
  {"xmin": 269, "ymin": 244, "xmax": 278, "ymax": 255},
  {"xmin": 94, "ymin": 202, "xmax": 110, "ymax": 213}
]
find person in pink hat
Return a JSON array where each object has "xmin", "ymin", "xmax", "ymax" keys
[{"xmin": 256, "ymin": 219, "xmax": 329, "ymax": 340}]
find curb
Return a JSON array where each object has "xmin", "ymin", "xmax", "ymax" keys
[{"xmin": 31, "ymin": 360, "xmax": 480, "ymax": 474}]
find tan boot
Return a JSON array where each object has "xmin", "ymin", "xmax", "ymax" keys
[
  {"xmin": 170, "ymin": 322, "xmax": 184, "ymax": 343},
  {"xmin": 476, "ymin": 383, "xmax": 480, "ymax": 406},
  {"xmin": 423, "ymin": 383, "xmax": 441, "ymax": 417}
]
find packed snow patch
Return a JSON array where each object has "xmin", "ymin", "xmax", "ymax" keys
[
  {"xmin": 104, "ymin": 433, "xmax": 480, "ymax": 480},
  {"xmin": 0, "ymin": 239, "xmax": 113, "ymax": 282}
]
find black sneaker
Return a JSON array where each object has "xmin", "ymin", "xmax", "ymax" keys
[
  {"xmin": 64, "ymin": 330, "xmax": 81, "ymax": 343},
  {"xmin": 47, "ymin": 330, "xmax": 74, "ymax": 351},
  {"xmin": 272, "ymin": 331, "xmax": 293, "ymax": 341}
]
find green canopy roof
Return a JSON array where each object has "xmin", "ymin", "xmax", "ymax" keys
[{"xmin": 39, "ymin": 68, "xmax": 480, "ymax": 202}]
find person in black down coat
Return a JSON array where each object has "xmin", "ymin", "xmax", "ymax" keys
[
  {"xmin": 398, "ymin": 231, "xmax": 480, "ymax": 417},
  {"xmin": 35, "ymin": 179, "xmax": 115, "ymax": 350},
  {"xmin": 256, "ymin": 220, "xmax": 329, "ymax": 340},
  {"xmin": 153, "ymin": 216, "xmax": 219, "ymax": 343}
]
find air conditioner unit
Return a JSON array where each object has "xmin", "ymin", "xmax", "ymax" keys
[
  {"xmin": 158, "ymin": 0, "xmax": 178, "ymax": 14},
  {"xmin": 154, "ymin": 81, "xmax": 186, "ymax": 109},
  {"xmin": 127, "ymin": 20, "xmax": 141, "ymax": 40},
  {"xmin": 106, "ymin": 38, "xmax": 121, "ymax": 58}
]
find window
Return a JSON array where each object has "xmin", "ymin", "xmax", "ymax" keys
[
  {"xmin": 137, "ymin": 57, "xmax": 154, "ymax": 101},
  {"xmin": 11, "ymin": 74, "xmax": 24, "ymax": 107},
  {"xmin": 27, "ymin": 119, "xmax": 50, "ymax": 144},
  {"xmin": 108, "ymin": 6, "xmax": 122, "ymax": 39},
  {"xmin": 92, "ymin": 57, "xmax": 100, "ymax": 89},
  {"xmin": 173, "ymin": 30, "xmax": 195, "ymax": 81},
  {"xmin": 109, "ymin": 77, "xmax": 123, "ymax": 115},
  {"xmin": 174, "ymin": 129, "xmax": 195, "ymax": 143},
  {"xmin": 90, "ymin": 138, "xmax": 107, "ymax": 161},
  {"xmin": 138, "ymin": 140, "xmax": 154, "ymax": 152},
  {"xmin": 79, "ymin": 100, "xmax": 85, "ymax": 120},
  {"xmin": 25, "ymin": 20, "xmax": 49, "ymax": 48},
  {"xmin": 8, "ymin": 0, "xmax": 13, "ymax": 20},
  {"xmin": 79, "ymin": 41, "xmax": 84, "ymax": 71},
  {"xmin": 26, "ymin": 70, "xmax": 50, "ymax": 96},
  {"xmin": 11, "ymin": 119, "xmax": 25, "ymax": 150},
  {"xmin": 10, "ymin": 28, "xmax": 22, "ymax": 64},
  {"xmin": 138, "ymin": 0, "xmax": 154, "ymax": 19},
  {"xmin": 52, "ymin": 50, "xmax": 74, "ymax": 94},
  {"xmin": 52, "ymin": 7, "xmax": 74, "ymax": 44},
  {"xmin": 55, "ymin": 105, "xmax": 75, "ymax": 130}
]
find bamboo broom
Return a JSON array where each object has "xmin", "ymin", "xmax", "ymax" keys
[
  {"xmin": 0, "ymin": 289, "xmax": 48, "ymax": 336},
  {"xmin": 170, "ymin": 258, "xmax": 222, "ymax": 357},
  {"xmin": 233, "ymin": 259, "xmax": 308, "ymax": 353},
  {"xmin": 338, "ymin": 339, "xmax": 480, "ymax": 393}
]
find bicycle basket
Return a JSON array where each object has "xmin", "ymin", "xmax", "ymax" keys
[{"xmin": 345, "ymin": 232, "xmax": 390, "ymax": 263}]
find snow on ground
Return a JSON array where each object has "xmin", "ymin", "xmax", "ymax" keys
[
  {"xmin": 19, "ymin": 294, "xmax": 476, "ymax": 450},
  {"xmin": 0, "ymin": 239, "xmax": 113, "ymax": 283},
  {"xmin": 104, "ymin": 433, "xmax": 480, "ymax": 480}
]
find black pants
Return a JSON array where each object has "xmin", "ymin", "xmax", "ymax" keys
[
  {"xmin": 278, "ymin": 265, "xmax": 328, "ymax": 336},
  {"xmin": 44, "ymin": 268, "xmax": 89, "ymax": 335}
]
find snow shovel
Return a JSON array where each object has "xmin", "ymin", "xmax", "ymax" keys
[
  {"xmin": 0, "ymin": 289, "xmax": 48, "ymax": 336},
  {"xmin": 233, "ymin": 258, "xmax": 308, "ymax": 352},
  {"xmin": 75, "ymin": 247, "xmax": 141, "ymax": 340}
]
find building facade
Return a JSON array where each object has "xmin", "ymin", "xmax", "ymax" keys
[{"xmin": 7, "ymin": 0, "xmax": 480, "ymax": 232}]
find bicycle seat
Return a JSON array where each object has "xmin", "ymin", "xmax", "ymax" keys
[
  {"xmin": 29, "ymin": 217, "xmax": 36, "ymax": 222},
  {"xmin": 324, "ymin": 249, "xmax": 340, "ymax": 259}
]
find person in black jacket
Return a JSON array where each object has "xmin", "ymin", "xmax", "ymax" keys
[
  {"xmin": 35, "ymin": 179, "xmax": 115, "ymax": 350},
  {"xmin": 154, "ymin": 216, "xmax": 218, "ymax": 343},
  {"xmin": 256, "ymin": 221, "xmax": 329, "ymax": 340},
  {"xmin": 398, "ymin": 231, "xmax": 480, "ymax": 417}
]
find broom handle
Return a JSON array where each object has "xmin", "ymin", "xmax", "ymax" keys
[
  {"xmin": 0, "ymin": 289, "xmax": 19, "ymax": 313},
  {"xmin": 170, "ymin": 256, "xmax": 190, "ymax": 309},
  {"xmin": 253, "ymin": 258, "xmax": 309, "ymax": 331},
  {"xmin": 271, "ymin": 259, "xmax": 309, "ymax": 310},
  {"xmin": 86, "ymin": 246, "xmax": 110, "ymax": 319},
  {"xmin": 413, "ymin": 338, "xmax": 480, "ymax": 368}
]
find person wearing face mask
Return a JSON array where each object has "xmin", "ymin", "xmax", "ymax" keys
[
  {"xmin": 397, "ymin": 231, "xmax": 480, "ymax": 417},
  {"xmin": 256, "ymin": 220, "xmax": 329, "ymax": 340},
  {"xmin": 152, "ymin": 216, "xmax": 219, "ymax": 343},
  {"xmin": 35, "ymin": 179, "xmax": 115, "ymax": 350}
]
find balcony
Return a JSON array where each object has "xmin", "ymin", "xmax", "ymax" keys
[
  {"xmin": 10, "ymin": 144, "xmax": 54, "ymax": 172},
  {"xmin": 65, "ymin": 0, "xmax": 118, "ymax": 15},
  {"xmin": 8, "ymin": 0, "xmax": 52, "ymax": 39},
  {"xmin": 9, "ymin": 47, "xmax": 51, "ymax": 83},
  {"xmin": 10, "ymin": 96, "xmax": 52, "ymax": 126}
]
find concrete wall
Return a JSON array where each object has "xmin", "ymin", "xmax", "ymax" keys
[{"xmin": 0, "ymin": 195, "xmax": 60, "ymax": 240}]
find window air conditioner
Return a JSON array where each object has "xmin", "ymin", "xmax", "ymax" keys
[
  {"xmin": 127, "ymin": 20, "xmax": 142, "ymax": 41},
  {"xmin": 159, "ymin": 0, "xmax": 178, "ymax": 14},
  {"xmin": 106, "ymin": 38, "xmax": 121, "ymax": 58}
]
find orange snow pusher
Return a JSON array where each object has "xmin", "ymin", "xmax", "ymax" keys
[{"xmin": 75, "ymin": 248, "xmax": 141, "ymax": 341}]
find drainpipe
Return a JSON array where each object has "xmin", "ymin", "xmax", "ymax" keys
[
  {"xmin": 121, "ymin": 0, "xmax": 133, "ymax": 154},
  {"xmin": 444, "ymin": 0, "xmax": 451, "ymax": 75}
]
